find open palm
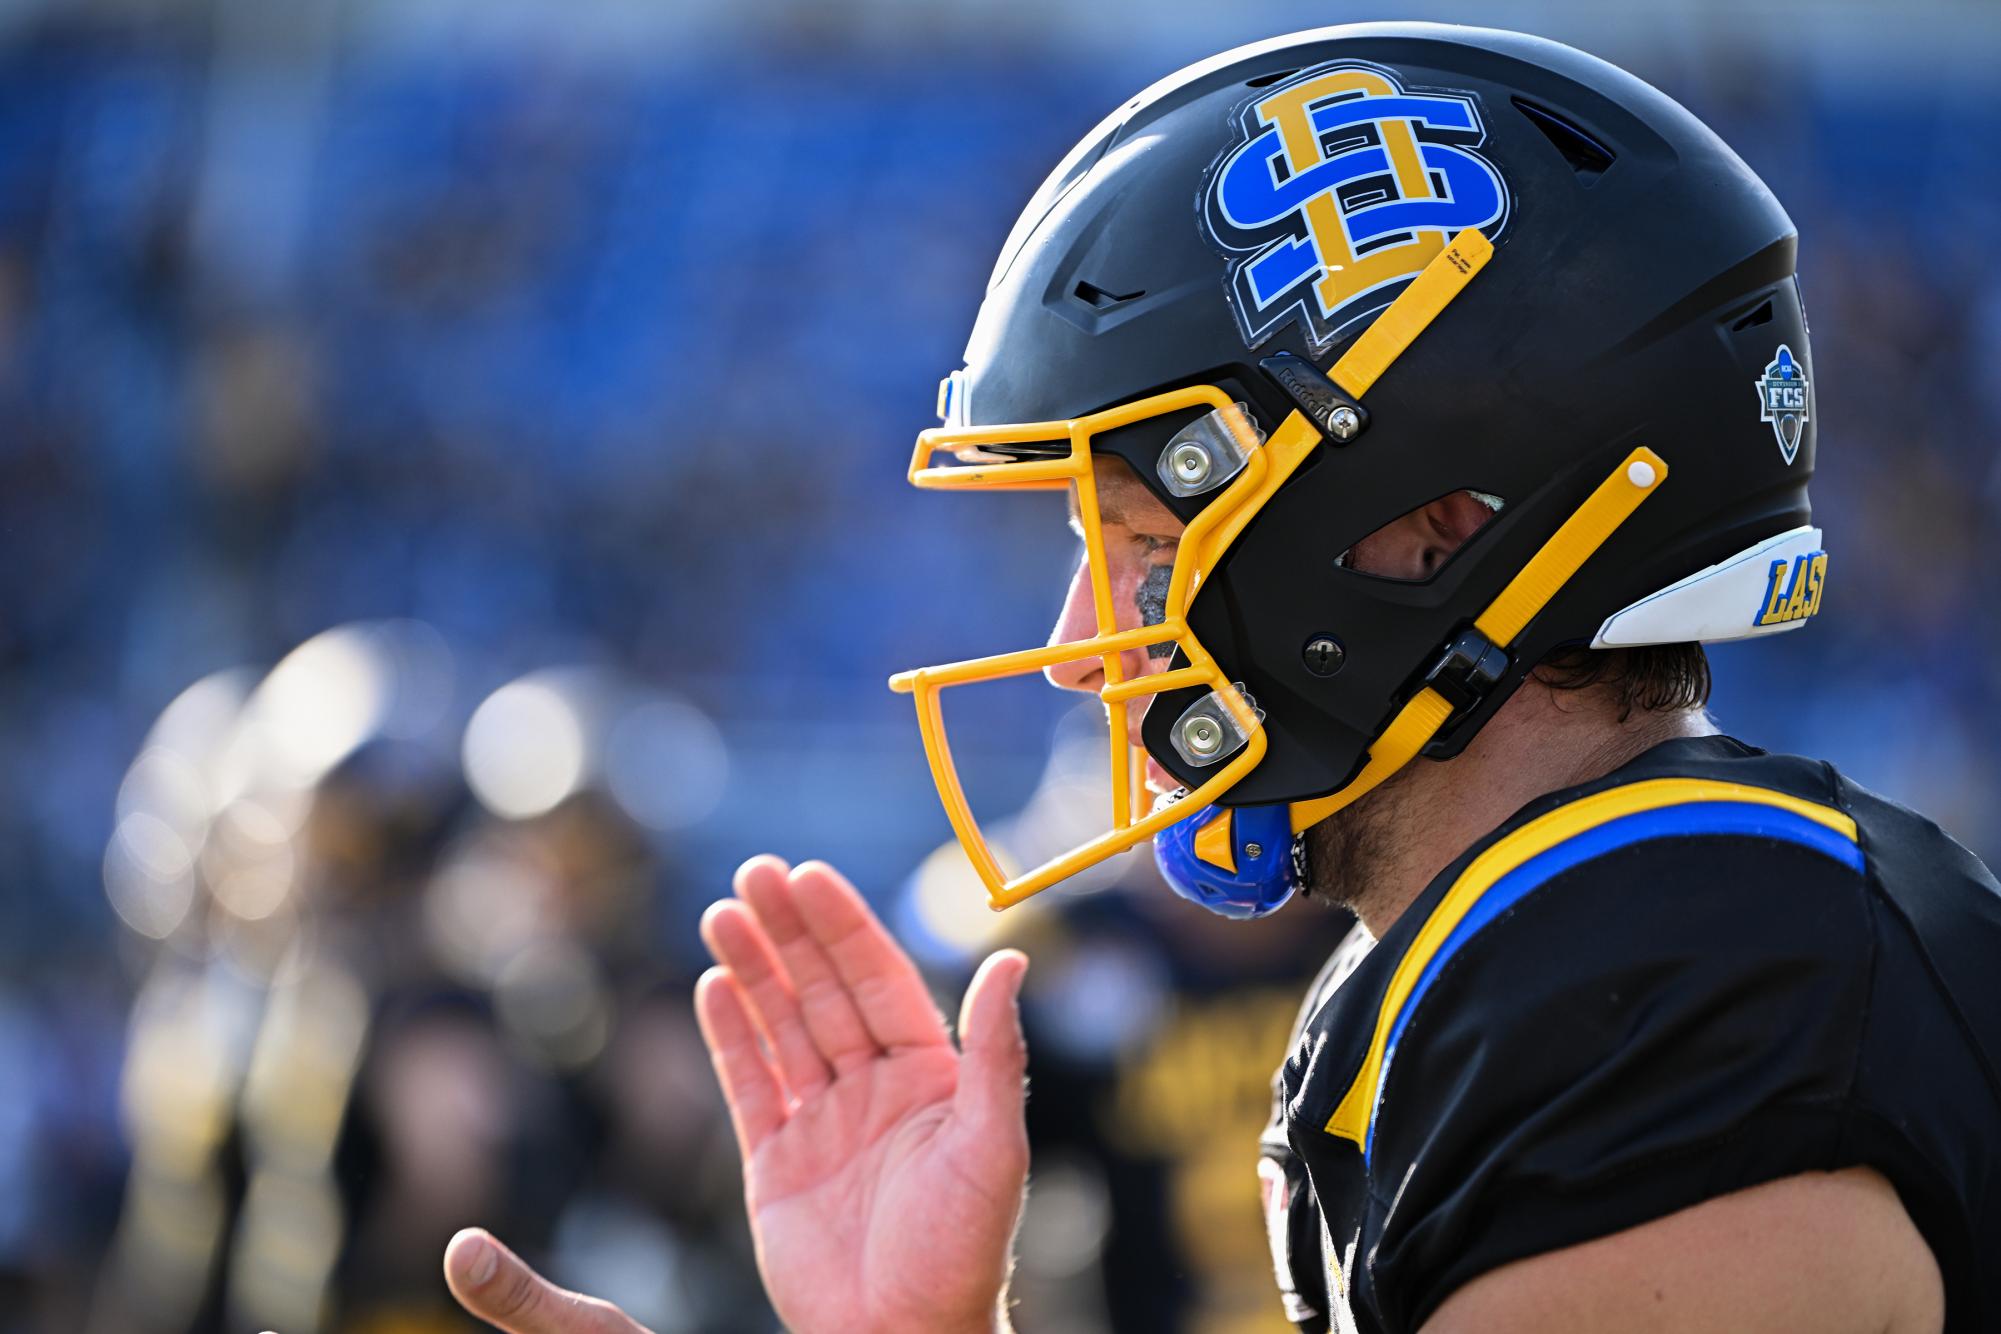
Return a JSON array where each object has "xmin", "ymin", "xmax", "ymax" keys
[{"xmin": 695, "ymin": 856, "xmax": 1029, "ymax": 1334}]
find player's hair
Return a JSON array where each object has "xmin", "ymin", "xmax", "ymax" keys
[{"xmin": 1534, "ymin": 642, "xmax": 1711, "ymax": 720}]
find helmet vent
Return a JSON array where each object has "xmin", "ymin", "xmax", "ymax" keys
[
  {"xmin": 1730, "ymin": 298, "xmax": 1776, "ymax": 332},
  {"xmin": 1072, "ymin": 278, "xmax": 1146, "ymax": 310},
  {"xmin": 1512, "ymin": 98, "xmax": 1615, "ymax": 186},
  {"xmin": 1244, "ymin": 67, "xmax": 1301, "ymax": 88}
]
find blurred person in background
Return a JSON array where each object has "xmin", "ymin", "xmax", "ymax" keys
[
  {"xmin": 894, "ymin": 707, "xmax": 1357, "ymax": 1333},
  {"xmin": 91, "ymin": 631, "xmax": 457, "ymax": 1334},
  {"xmin": 91, "ymin": 637, "xmax": 765, "ymax": 1334},
  {"xmin": 383, "ymin": 667, "xmax": 765, "ymax": 1334},
  {"xmin": 90, "ymin": 627, "xmax": 482, "ymax": 1334},
  {"xmin": 1003, "ymin": 883, "xmax": 1355, "ymax": 1334}
]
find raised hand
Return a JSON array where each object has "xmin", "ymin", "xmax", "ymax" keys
[{"xmin": 695, "ymin": 856, "xmax": 1031, "ymax": 1334}]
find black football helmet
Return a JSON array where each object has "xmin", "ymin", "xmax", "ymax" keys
[{"xmin": 890, "ymin": 24, "xmax": 1824, "ymax": 910}]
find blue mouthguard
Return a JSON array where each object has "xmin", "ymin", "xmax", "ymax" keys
[{"xmin": 1153, "ymin": 799, "xmax": 1302, "ymax": 918}]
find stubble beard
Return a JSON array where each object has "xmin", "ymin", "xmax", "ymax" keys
[{"xmin": 1299, "ymin": 760, "xmax": 1420, "ymax": 914}]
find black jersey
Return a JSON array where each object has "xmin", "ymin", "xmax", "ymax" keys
[{"xmin": 1262, "ymin": 735, "xmax": 2001, "ymax": 1333}]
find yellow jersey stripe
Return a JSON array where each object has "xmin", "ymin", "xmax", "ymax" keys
[{"xmin": 1324, "ymin": 778, "xmax": 1860, "ymax": 1148}]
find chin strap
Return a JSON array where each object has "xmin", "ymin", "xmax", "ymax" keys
[{"xmin": 1287, "ymin": 446, "xmax": 1671, "ymax": 834}]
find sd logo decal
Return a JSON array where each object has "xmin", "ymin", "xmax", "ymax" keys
[{"xmin": 1202, "ymin": 60, "xmax": 1510, "ymax": 353}]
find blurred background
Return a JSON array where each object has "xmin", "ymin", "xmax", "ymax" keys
[{"xmin": 1, "ymin": 0, "xmax": 1996, "ymax": 1330}]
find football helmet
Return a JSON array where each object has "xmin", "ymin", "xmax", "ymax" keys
[{"xmin": 890, "ymin": 24, "xmax": 1824, "ymax": 912}]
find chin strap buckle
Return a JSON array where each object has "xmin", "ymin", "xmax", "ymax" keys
[{"xmin": 1422, "ymin": 627, "xmax": 1511, "ymax": 715}]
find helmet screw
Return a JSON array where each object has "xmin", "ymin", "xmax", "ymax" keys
[
  {"xmin": 1243, "ymin": 842, "xmax": 1264, "ymax": 859},
  {"xmin": 1327, "ymin": 406, "xmax": 1361, "ymax": 441},
  {"xmin": 1170, "ymin": 442, "xmax": 1213, "ymax": 486},
  {"xmin": 1180, "ymin": 715, "xmax": 1224, "ymax": 757},
  {"xmin": 1303, "ymin": 635, "xmax": 1345, "ymax": 676}
]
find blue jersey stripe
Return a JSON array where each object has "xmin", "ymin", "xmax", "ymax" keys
[{"xmin": 1364, "ymin": 800, "xmax": 1864, "ymax": 1161}]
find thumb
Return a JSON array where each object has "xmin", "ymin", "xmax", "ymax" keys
[
  {"xmin": 954, "ymin": 949, "xmax": 1030, "ymax": 1134},
  {"xmin": 444, "ymin": 1228, "xmax": 652, "ymax": 1334}
]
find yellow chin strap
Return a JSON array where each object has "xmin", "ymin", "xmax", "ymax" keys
[
  {"xmin": 1286, "ymin": 443, "xmax": 1669, "ymax": 834},
  {"xmin": 1280, "ymin": 226, "xmax": 1665, "ymax": 833}
]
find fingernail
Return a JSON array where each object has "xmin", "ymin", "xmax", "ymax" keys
[{"xmin": 464, "ymin": 1234, "xmax": 497, "ymax": 1286}]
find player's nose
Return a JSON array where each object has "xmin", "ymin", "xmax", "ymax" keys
[
  {"xmin": 1045, "ymin": 553, "xmax": 1156, "ymax": 694},
  {"xmin": 1045, "ymin": 557, "xmax": 1104, "ymax": 693}
]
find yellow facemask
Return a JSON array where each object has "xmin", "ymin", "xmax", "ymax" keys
[{"xmin": 890, "ymin": 228, "xmax": 1666, "ymax": 911}]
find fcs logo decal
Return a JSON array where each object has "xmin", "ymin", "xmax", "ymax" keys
[
  {"xmin": 1756, "ymin": 344, "xmax": 1810, "ymax": 465},
  {"xmin": 1754, "ymin": 548, "xmax": 1828, "ymax": 628},
  {"xmin": 1202, "ymin": 60, "xmax": 1510, "ymax": 353}
]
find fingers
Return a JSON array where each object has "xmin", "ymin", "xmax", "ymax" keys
[
  {"xmin": 732, "ymin": 857, "xmax": 881, "ymax": 1073},
  {"xmin": 693, "ymin": 967, "xmax": 788, "ymax": 1158},
  {"xmin": 444, "ymin": 1229, "xmax": 651, "ymax": 1334},
  {"xmin": 706, "ymin": 855, "xmax": 949, "ymax": 1087},
  {"xmin": 953, "ymin": 949, "xmax": 1031, "ymax": 1137},
  {"xmin": 701, "ymin": 892, "xmax": 832, "ymax": 1100},
  {"xmin": 787, "ymin": 861, "xmax": 949, "ymax": 1053}
]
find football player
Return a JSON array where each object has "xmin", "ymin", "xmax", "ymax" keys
[{"xmin": 440, "ymin": 23, "xmax": 1998, "ymax": 1334}]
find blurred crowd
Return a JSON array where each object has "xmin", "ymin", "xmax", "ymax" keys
[{"xmin": 0, "ymin": 3, "xmax": 1996, "ymax": 1332}]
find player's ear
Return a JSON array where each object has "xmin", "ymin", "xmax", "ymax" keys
[
  {"xmin": 1348, "ymin": 491, "xmax": 1500, "ymax": 580},
  {"xmin": 1428, "ymin": 491, "xmax": 1498, "ymax": 550}
]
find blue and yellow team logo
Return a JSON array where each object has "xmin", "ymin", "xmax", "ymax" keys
[
  {"xmin": 1755, "ymin": 344, "xmax": 1810, "ymax": 465},
  {"xmin": 1202, "ymin": 60, "xmax": 1511, "ymax": 352}
]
